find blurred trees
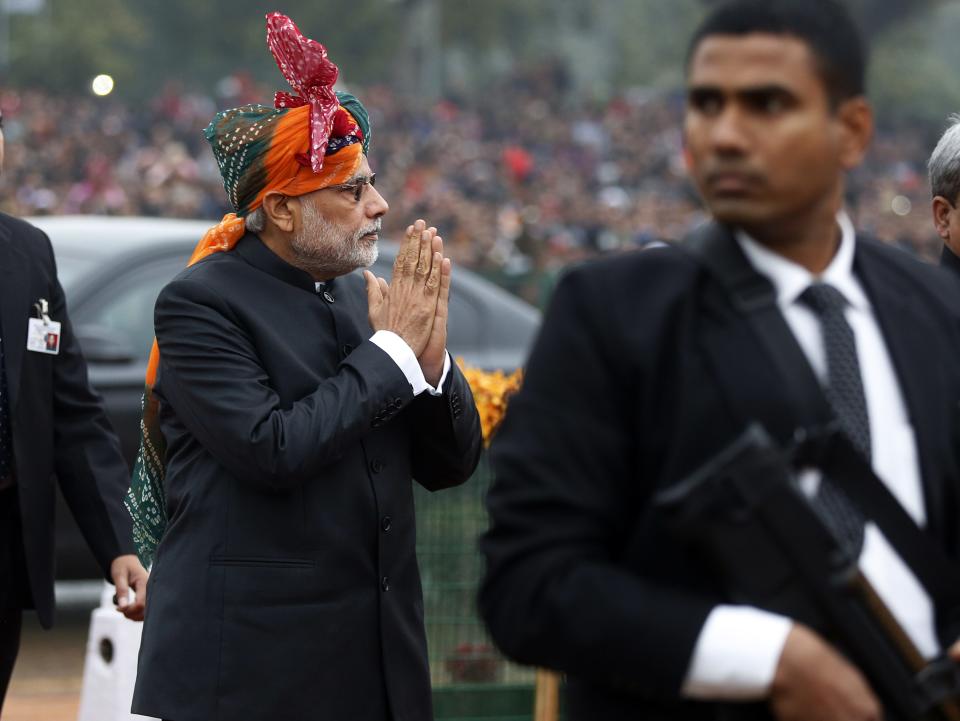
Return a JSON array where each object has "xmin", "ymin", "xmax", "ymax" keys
[
  {"xmin": 1, "ymin": 0, "xmax": 704, "ymax": 100},
  {"xmin": 868, "ymin": 1, "xmax": 960, "ymax": 127},
  {"xmin": 697, "ymin": 0, "xmax": 941, "ymax": 38},
  {"xmin": 844, "ymin": 0, "xmax": 940, "ymax": 37},
  {"xmin": 1, "ymin": 0, "xmax": 959, "ymax": 127},
  {"xmin": 4, "ymin": 0, "xmax": 144, "ymax": 91}
]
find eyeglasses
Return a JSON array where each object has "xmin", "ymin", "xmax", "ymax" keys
[{"xmin": 325, "ymin": 173, "xmax": 377, "ymax": 202}]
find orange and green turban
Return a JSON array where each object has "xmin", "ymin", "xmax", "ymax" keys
[
  {"xmin": 125, "ymin": 12, "xmax": 371, "ymax": 566},
  {"xmin": 206, "ymin": 92, "xmax": 370, "ymax": 219},
  {"xmin": 208, "ymin": 11, "xmax": 371, "ymax": 219}
]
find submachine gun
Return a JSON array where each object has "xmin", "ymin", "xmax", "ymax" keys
[{"xmin": 655, "ymin": 424, "xmax": 960, "ymax": 721}]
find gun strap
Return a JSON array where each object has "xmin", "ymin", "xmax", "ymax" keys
[
  {"xmin": 682, "ymin": 222, "xmax": 960, "ymax": 611},
  {"xmin": 813, "ymin": 434, "xmax": 960, "ymax": 607},
  {"xmin": 684, "ymin": 223, "xmax": 833, "ymax": 428}
]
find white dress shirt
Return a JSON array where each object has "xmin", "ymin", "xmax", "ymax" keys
[
  {"xmin": 682, "ymin": 211, "xmax": 938, "ymax": 699},
  {"xmin": 314, "ymin": 281, "xmax": 450, "ymax": 397}
]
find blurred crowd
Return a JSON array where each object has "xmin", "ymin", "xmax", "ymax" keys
[{"xmin": 0, "ymin": 67, "xmax": 946, "ymax": 306}]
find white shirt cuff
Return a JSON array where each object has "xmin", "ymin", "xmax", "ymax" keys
[
  {"xmin": 682, "ymin": 605, "xmax": 793, "ymax": 701},
  {"xmin": 432, "ymin": 350, "xmax": 452, "ymax": 395},
  {"xmin": 369, "ymin": 331, "xmax": 448, "ymax": 397}
]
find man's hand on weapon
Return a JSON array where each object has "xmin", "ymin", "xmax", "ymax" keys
[
  {"xmin": 770, "ymin": 624, "xmax": 883, "ymax": 721},
  {"xmin": 365, "ymin": 219, "xmax": 444, "ymax": 365}
]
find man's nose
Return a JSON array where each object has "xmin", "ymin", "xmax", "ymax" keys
[
  {"xmin": 366, "ymin": 184, "xmax": 389, "ymax": 217},
  {"xmin": 709, "ymin": 107, "xmax": 751, "ymax": 155}
]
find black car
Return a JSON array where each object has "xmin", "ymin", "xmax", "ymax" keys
[{"xmin": 30, "ymin": 215, "xmax": 540, "ymax": 578}]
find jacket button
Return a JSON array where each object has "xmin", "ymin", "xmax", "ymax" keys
[
  {"xmin": 381, "ymin": 575, "xmax": 390, "ymax": 592},
  {"xmin": 322, "ymin": 291, "xmax": 335, "ymax": 303},
  {"xmin": 381, "ymin": 515, "xmax": 392, "ymax": 532},
  {"xmin": 370, "ymin": 459, "xmax": 384, "ymax": 474},
  {"xmin": 392, "ymin": 397, "xmax": 403, "ymax": 409}
]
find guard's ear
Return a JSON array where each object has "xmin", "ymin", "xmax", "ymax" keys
[
  {"xmin": 261, "ymin": 192, "xmax": 296, "ymax": 234},
  {"xmin": 933, "ymin": 195, "xmax": 955, "ymax": 240},
  {"xmin": 835, "ymin": 96, "xmax": 873, "ymax": 171}
]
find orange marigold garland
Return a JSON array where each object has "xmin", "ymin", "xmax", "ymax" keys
[{"xmin": 455, "ymin": 358, "xmax": 523, "ymax": 447}]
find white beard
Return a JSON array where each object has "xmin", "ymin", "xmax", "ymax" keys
[{"xmin": 290, "ymin": 200, "xmax": 380, "ymax": 278}]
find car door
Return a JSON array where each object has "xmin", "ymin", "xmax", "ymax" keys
[{"xmin": 71, "ymin": 250, "xmax": 191, "ymax": 463}]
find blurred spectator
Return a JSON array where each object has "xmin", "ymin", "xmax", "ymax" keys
[{"xmin": 0, "ymin": 68, "xmax": 947, "ymax": 306}]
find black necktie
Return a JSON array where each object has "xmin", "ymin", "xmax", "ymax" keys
[
  {"xmin": 799, "ymin": 282, "xmax": 869, "ymax": 554},
  {"xmin": 0, "ymin": 331, "xmax": 12, "ymax": 481}
]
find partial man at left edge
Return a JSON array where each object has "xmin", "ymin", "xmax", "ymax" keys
[{"xmin": 0, "ymin": 105, "xmax": 148, "ymax": 714}]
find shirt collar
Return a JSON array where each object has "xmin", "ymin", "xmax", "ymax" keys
[{"xmin": 736, "ymin": 210, "xmax": 870, "ymax": 312}]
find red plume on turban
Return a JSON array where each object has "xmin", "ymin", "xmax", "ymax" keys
[{"xmin": 265, "ymin": 12, "xmax": 341, "ymax": 174}]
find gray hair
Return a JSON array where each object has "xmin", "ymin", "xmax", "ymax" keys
[
  {"xmin": 245, "ymin": 207, "xmax": 266, "ymax": 234},
  {"xmin": 929, "ymin": 114, "xmax": 960, "ymax": 202}
]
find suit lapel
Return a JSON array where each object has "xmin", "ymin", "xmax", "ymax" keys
[
  {"xmin": 697, "ymin": 306, "xmax": 822, "ymax": 444},
  {"xmin": 689, "ymin": 224, "xmax": 832, "ymax": 443},
  {"xmin": 854, "ymin": 240, "xmax": 947, "ymax": 536},
  {"xmin": 0, "ymin": 222, "xmax": 30, "ymax": 411}
]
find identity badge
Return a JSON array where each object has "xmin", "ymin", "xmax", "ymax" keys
[{"xmin": 25, "ymin": 298, "xmax": 61, "ymax": 355}]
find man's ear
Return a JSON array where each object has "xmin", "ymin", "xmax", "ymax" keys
[
  {"xmin": 262, "ymin": 192, "xmax": 296, "ymax": 234},
  {"xmin": 933, "ymin": 195, "xmax": 955, "ymax": 240},
  {"xmin": 835, "ymin": 96, "xmax": 873, "ymax": 171}
]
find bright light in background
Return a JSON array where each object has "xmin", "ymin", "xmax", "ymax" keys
[
  {"xmin": 91, "ymin": 74, "xmax": 115, "ymax": 97},
  {"xmin": 891, "ymin": 195, "xmax": 912, "ymax": 216}
]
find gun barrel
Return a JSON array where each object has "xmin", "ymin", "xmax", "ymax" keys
[{"xmin": 852, "ymin": 571, "xmax": 960, "ymax": 721}]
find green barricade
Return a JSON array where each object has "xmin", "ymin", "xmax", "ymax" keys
[{"xmin": 415, "ymin": 455, "xmax": 542, "ymax": 720}]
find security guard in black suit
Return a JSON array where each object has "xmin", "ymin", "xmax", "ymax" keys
[{"xmin": 0, "ymin": 116, "xmax": 148, "ymax": 712}]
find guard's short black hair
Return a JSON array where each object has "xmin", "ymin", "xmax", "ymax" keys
[{"xmin": 686, "ymin": 0, "xmax": 867, "ymax": 106}]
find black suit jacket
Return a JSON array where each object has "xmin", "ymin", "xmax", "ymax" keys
[
  {"xmin": 132, "ymin": 234, "xmax": 482, "ymax": 721},
  {"xmin": 0, "ymin": 212, "xmax": 133, "ymax": 627},
  {"xmin": 480, "ymin": 226, "xmax": 960, "ymax": 720},
  {"xmin": 941, "ymin": 244, "xmax": 960, "ymax": 279}
]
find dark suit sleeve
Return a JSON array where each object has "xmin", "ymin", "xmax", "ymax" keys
[
  {"xmin": 939, "ymin": 400, "xmax": 960, "ymax": 646},
  {"xmin": 43, "ymin": 234, "xmax": 134, "ymax": 576},
  {"xmin": 154, "ymin": 276, "xmax": 414, "ymax": 490},
  {"xmin": 408, "ymin": 358, "xmax": 482, "ymax": 492},
  {"xmin": 479, "ymin": 267, "xmax": 713, "ymax": 696}
]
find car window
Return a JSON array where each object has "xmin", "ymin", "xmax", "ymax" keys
[
  {"xmin": 54, "ymin": 252, "xmax": 99, "ymax": 294},
  {"xmin": 73, "ymin": 255, "xmax": 187, "ymax": 361},
  {"xmin": 446, "ymin": 292, "xmax": 484, "ymax": 352}
]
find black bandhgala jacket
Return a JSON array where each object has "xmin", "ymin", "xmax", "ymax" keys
[{"xmin": 133, "ymin": 233, "xmax": 482, "ymax": 721}]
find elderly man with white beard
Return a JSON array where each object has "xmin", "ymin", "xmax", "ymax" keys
[{"xmin": 128, "ymin": 14, "xmax": 482, "ymax": 721}]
